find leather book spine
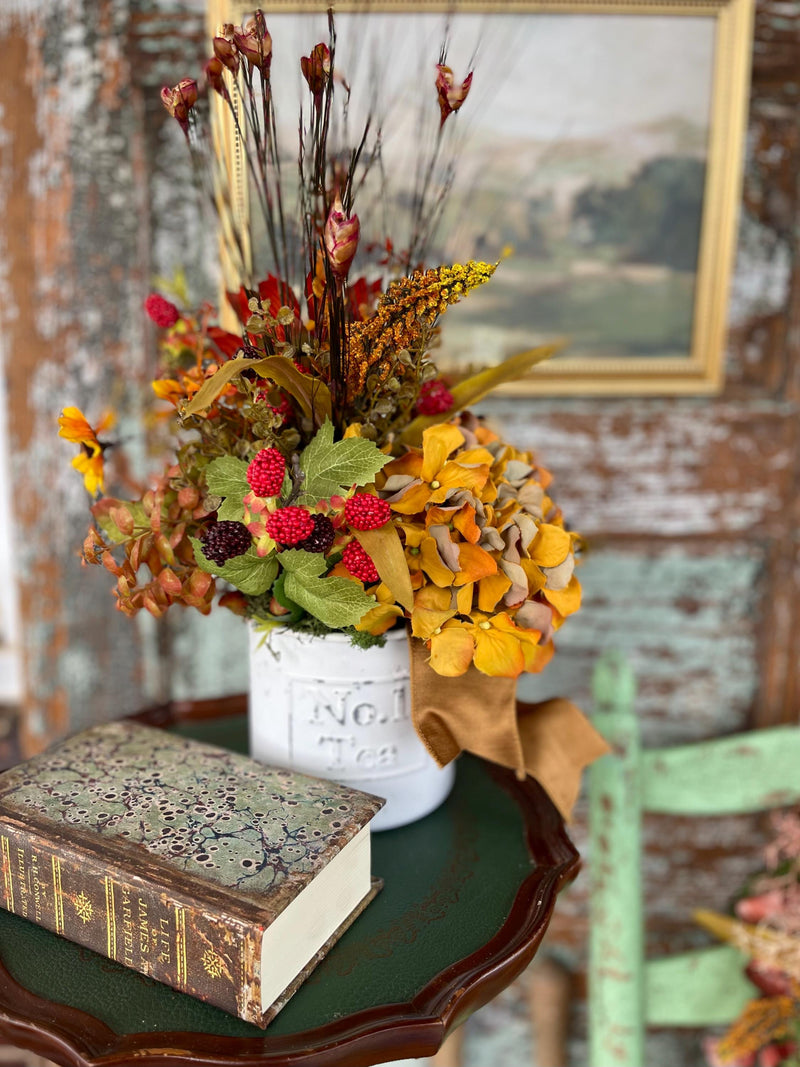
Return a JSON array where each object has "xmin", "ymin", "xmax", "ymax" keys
[{"xmin": 0, "ymin": 819, "xmax": 265, "ymax": 1027}]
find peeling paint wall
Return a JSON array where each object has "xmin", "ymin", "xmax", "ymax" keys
[{"xmin": 0, "ymin": 2, "xmax": 797, "ymax": 1065}]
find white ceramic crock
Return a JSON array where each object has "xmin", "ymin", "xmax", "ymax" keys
[{"xmin": 248, "ymin": 626, "xmax": 455, "ymax": 831}]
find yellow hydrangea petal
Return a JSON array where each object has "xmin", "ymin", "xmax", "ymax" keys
[
  {"xmin": 429, "ymin": 624, "xmax": 475, "ymax": 676},
  {"xmin": 529, "ymin": 523, "xmax": 572, "ymax": 567},
  {"xmin": 410, "ymin": 584, "xmax": 455, "ymax": 639},
  {"xmin": 398, "ymin": 522, "xmax": 426, "ymax": 548},
  {"xmin": 456, "ymin": 582, "xmax": 474, "ymax": 615},
  {"xmin": 520, "ymin": 558, "xmax": 548, "ymax": 595},
  {"xmin": 355, "ymin": 602, "xmax": 404, "ymax": 635},
  {"xmin": 489, "ymin": 611, "xmax": 542, "ymax": 647},
  {"xmin": 542, "ymin": 574, "xmax": 582, "ymax": 617},
  {"xmin": 452, "ymin": 504, "xmax": 481, "ymax": 544},
  {"xmin": 455, "ymin": 542, "xmax": 498, "ymax": 586},
  {"xmin": 521, "ymin": 638, "xmax": 554, "ymax": 674},
  {"xmin": 472, "ymin": 624, "xmax": 525, "ymax": 678},
  {"xmin": 420, "ymin": 537, "xmax": 456, "ymax": 588},
  {"xmin": 455, "ymin": 447, "xmax": 495, "ymax": 466},
  {"xmin": 478, "ymin": 571, "xmax": 513, "ymax": 612},
  {"xmin": 420, "ymin": 423, "xmax": 465, "ymax": 483},
  {"xmin": 389, "ymin": 481, "xmax": 434, "ymax": 515},
  {"xmin": 383, "ymin": 452, "xmax": 423, "ymax": 480},
  {"xmin": 436, "ymin": 459, "xmax": 490, "ymax": 497}
]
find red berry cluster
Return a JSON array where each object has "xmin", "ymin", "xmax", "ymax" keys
[
  {"xmin": 342, "ymin": 540, "xmax": 380, "ymax": 583},
  {"xmin": 144, "ymin": 293, "xmax": 180, "ymax": 329},
  {"xmin": 266, "ymin": 506, "xmax": 315, "ymax": 546},
  {"xmin": 247, "ymin": 448, "xmax": 286, "ymax": 497},
  {"xmin": 344, "ymin": 492, "xmax": 391, "ymax": 531},
  {"xmin": 415, "ymin": 379, "xmax": 454, "ymax": 416},
  {"xmin": 268, "ymin": 395, "xmax": 293, "ymax": 426}
]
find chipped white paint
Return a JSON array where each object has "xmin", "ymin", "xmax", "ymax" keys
[
  {"xmin": 0, "ymin": 68, "xmax": 23, "ymax": 705},
  {"xmin": 479, "ymin": 396, "xmax": 796, "ymax": 536},
  {"xmin": 0, "ymin": 336, "xmax": 23, "ymax": 705},
  {"xmin": 728, "ymin": 210, "xmax": 793, "ymax": 325}
]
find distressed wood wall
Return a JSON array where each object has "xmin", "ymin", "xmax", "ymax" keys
[{"xmin": 0, "ymin": 1, "xmax": 797, "ymax": 1064}]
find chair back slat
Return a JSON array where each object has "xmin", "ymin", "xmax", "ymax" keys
[
  {"xmin": 587, "ymin": 652, "xmax": 797, "ymax": 1066},
  {"xmin": 641, "ymin": 727, "xmax": 800, "ymax": 815},
  {"xmin": 588, "ymin": 652, "xmax": 645, "ymax": 1067},
  {"xmin": 645, "ymin": 945, "xmax": 753, "ymax": 1027}
]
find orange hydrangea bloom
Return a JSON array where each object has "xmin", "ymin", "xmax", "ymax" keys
[
  {"xmin": 428, "ymin": 611, "xmax": 548, "ymax": 678},
  {"xmin": 381, "ymin": 423, "xmax": 494, "ymax": 515}
]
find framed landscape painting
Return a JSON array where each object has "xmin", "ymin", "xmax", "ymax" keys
[{"xmin": 208, "ymin": 0, "xmax": 754, "ymax": 394}]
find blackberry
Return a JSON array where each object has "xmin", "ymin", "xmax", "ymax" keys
[
  {"xmin": 200, "ymin": 521, "xmax": 252, "ymax": 565},
  {"xmin": 296, "ymin": 514, "xmax": 335, "ymax": 553}
]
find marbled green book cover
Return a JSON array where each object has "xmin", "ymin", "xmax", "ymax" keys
[{"xmin": 0, "ymin": 720, "xmax": 384, "ymax": 1025}]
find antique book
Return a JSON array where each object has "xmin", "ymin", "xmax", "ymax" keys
[{"xmin": 0, "ymin": 720, "xmax": 384, "ymax": 1027}]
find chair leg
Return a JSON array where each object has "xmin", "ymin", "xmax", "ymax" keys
[
  {"xmin": 528, "ymin": 956, "xmax": 571, "ymax": 1067},
  {"xmin": 430, "ymin": 1026, "xmax": 465, "ymax": 1067}
]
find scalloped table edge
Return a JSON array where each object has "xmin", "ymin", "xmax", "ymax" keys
[{"xmin": 0, "ymin": 713, "xmax": 580, "ymax": 1067}]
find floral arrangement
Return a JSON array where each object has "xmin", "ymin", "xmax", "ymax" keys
[
  {"xmin": 58, "ymin": 10, "xmax": 581, "ymax": 681},
  {"xmin": 697, "ymin": 808, "xmax": 800, "ymax": 1067}
]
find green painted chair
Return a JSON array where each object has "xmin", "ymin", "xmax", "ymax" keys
[{"xmin": 588, "ymin": 650, "xmax": 800, "ymax": 1067}]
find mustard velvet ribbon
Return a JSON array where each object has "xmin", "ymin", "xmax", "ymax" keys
[{"xmin": 408, "ymin": 634, "xmax": 610, "ymax": 822}]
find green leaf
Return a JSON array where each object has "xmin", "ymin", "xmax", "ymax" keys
[
  {"xmin": 183, "ymin": 357, "xmax": 250, "ymax": 418},
  {"xmin": 216, "ymin": 497, "xmax": 246, "ymax": 522},
  {"xmin": 299, "ymin": 419, "xmax": 388, "ymax": 505},
  {"xmin": 205, "ymin": 456, "xmax": 250, "ymax": 501},
  {"xmin": 191, "ymin": 539, "xmax": 278, "ymax": 595},
  {"xmin": 278, "ymin": 549, "xmax": 328, "ymax": 578},
  {"xmin": 183, "ymin": 355, "xmax": 332, "ymax": 427},
  {"xmin": 93, "ymin": 500, "xmax": 150, "ymax": 544},
  {"xmin": 283, "ymin": 571, "xmax": 375, "ymax": 629}
]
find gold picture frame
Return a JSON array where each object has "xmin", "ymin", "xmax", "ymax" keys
[{"xmin": 207, "ymin": 0, "xmax": 754, "ymax": 396}]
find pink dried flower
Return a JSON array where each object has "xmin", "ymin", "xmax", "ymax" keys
[
  {"xmin": 205, "ymin": 57, "xmax": 227, "ymax": 98},
  {"xmin": 233, "ymin": 14, "xmax": 272, "ymax": 73},
  {"xmin": 765, "ymin": 810, "xmax": 800, "ymax": 869},
  {"xmin": 736, "ymin": 891, "xmax": 786, "ymax": 924},
  {"xmin": 144, "ymin": 293, "xmax": 180, "ymax": 329},
  {"xmin": 324, "ymin": 196, "xmax": 360, "ymax": 283},
  {"xmin": 301, "ymin": 43, "xmax": 330, "ymax": 105},
  {"xmin": 435, "ymin": 64, "xmax": 473, "ymax": 127},
  {"xmin": 160, "ymin": 79, "xmax": 198, "ymax": 134},
  {"xmin": 213, "ymin": 35, "xmax": 240, "ymax": 74}
]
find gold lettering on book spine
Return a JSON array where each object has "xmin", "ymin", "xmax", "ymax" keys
[
  {"xmin": 51, "ymin": 857, "xmax": 64, "ymax": 934},
  {"xmin": 174, "ymin": 905, "xmax": 187, "ymax": 989},
  {"xmin": 1, "ymin": 837, "xmax": 14, "ymax": 911},
  {"xmin": 104, "ymin": 877, "xmax": 117, "ymax": 960}
]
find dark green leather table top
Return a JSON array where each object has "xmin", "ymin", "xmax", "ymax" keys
[{"xmin": 0, "ymin": 712, "xmax": 578, "ymax": 1067}]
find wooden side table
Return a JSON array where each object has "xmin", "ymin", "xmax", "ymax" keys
[{"xmin": 0, "ymin": 698, "xmax": 579, "ymax": 1067}]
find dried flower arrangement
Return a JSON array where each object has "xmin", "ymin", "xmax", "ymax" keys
[
  {"xmin": 59, "ymin": 9, "xmax": 581, "ymax": 681},
  {"xmin": 697, "ymin": 808, "xmax": 800, "ymax": 1067}
]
